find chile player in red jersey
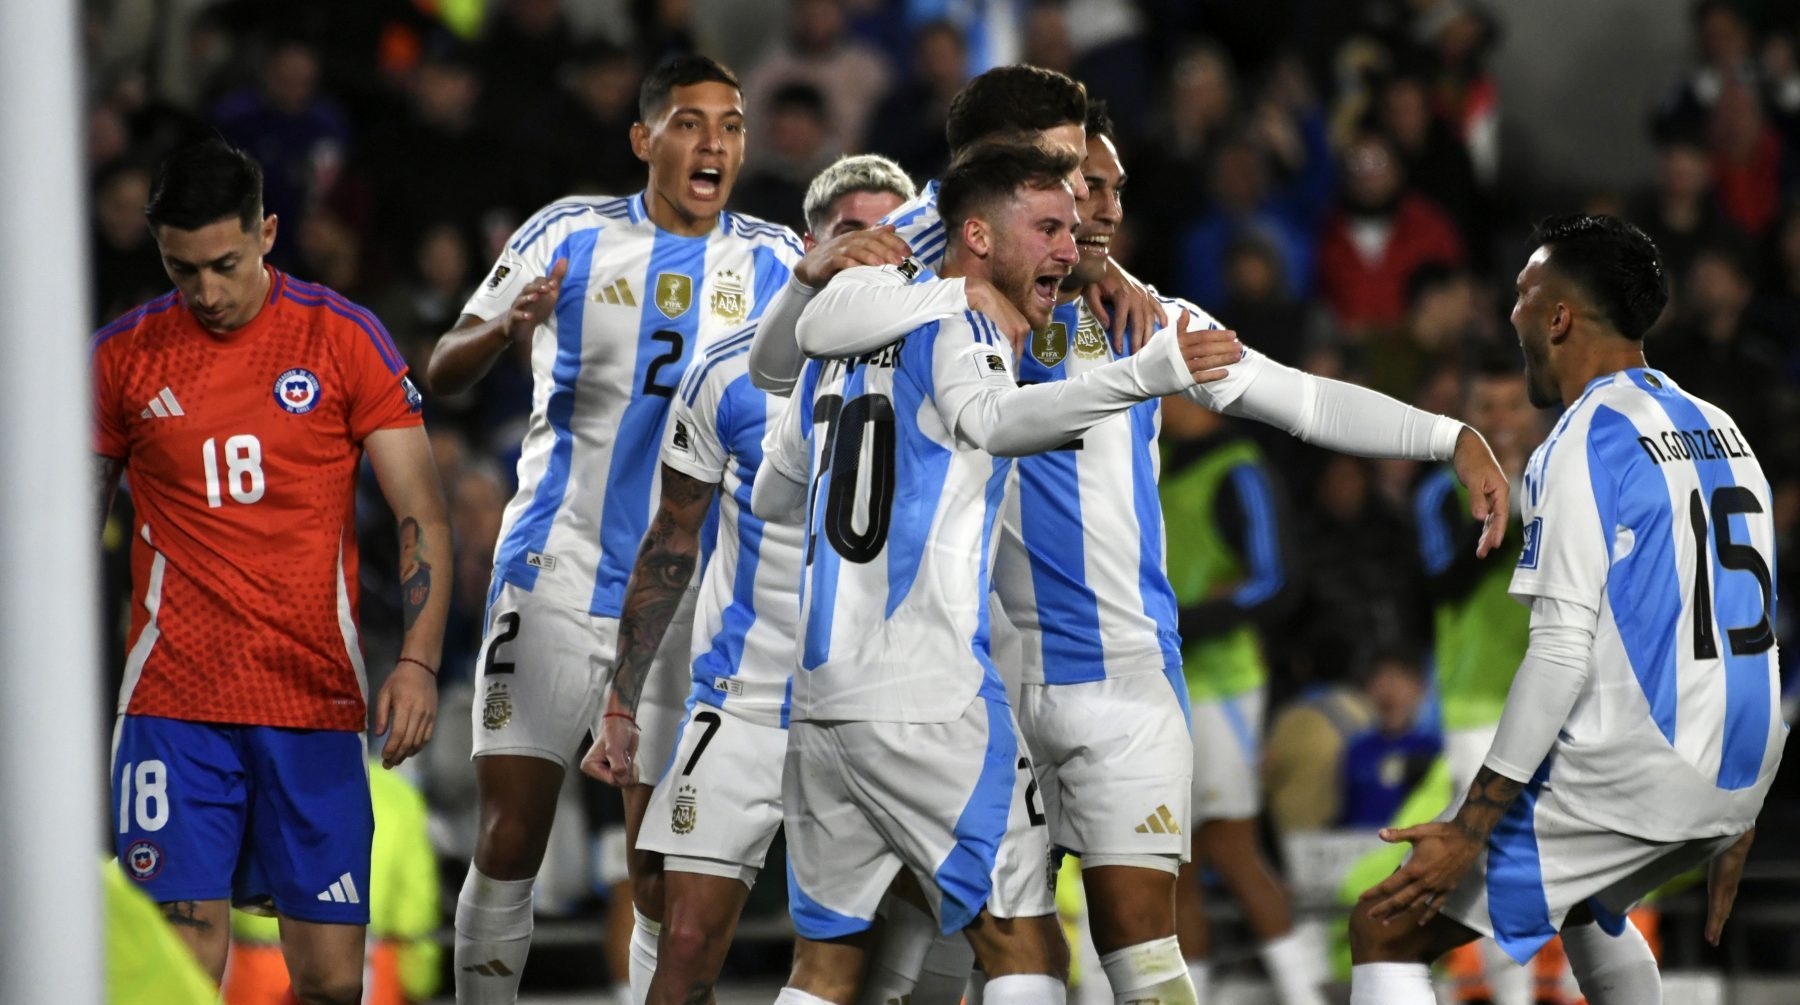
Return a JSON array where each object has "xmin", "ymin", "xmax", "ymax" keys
[{"xmin": 93, "ymin": 140, "xmax": 451, "ymax": 1004}]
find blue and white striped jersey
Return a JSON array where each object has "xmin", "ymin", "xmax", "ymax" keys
[
  {"xmin": 995, "ymin": 296, "xmax": 1267, "ymax": 684},
  {"xmin": 1513, "ymin": 368, "xmax": 1783, "ymax": 840},
  {"xmin": 880, "ymin": 180, "xmax": 948, "ymax": 266},
  {"xmin": 660, "ymin": 326, "xmax": 804, "ymax": 728},
  {"xmin": 765, "ymin": 309, "xmax": 1017, "ymax": 723},
  {"xmin": 463, "ymin": 193, "xmax": 802, "ymax": 616}
]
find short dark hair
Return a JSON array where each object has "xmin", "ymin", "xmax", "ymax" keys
[
  {"xmin": 638, "ymin": 53, "xmax": 740, "ymax": 122},
  {"xmin": 1532, "ymin": 213, "xmax": 1669, "ymax": 341},
  {"xmin": 144, "ymin": 139, "xmax": 264, "ymax": 232},
  {"xmin": 1085, "ymin": 99, "xmax": 1115, "ymax": 143},
  {"xmin": 945, "ymin": 65, "xmax": 1086, "ymax": 154},
  {"xmin": 938, "ymin": 141, "xmax": 1081, "ymax": 231},
  {"xmin": 770, "ymin": 81, "xmax": 828, "ymax": 122}
]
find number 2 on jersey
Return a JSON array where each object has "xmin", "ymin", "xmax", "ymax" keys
[
  {"xmin": 1687, "ymin": 486, "xmax": 1774, "ymax": 659},
  {"xmin": 201, "ymin": 434, "xmax": 265, "ymax": 508}
]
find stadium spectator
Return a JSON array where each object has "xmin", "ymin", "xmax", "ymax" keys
[
  {"xmin": 475, "ymin": 0, "xmax": 578, "ymax": 125},
  {"xmin": 1316, "ymin": 131, "xmax": 1464, "ymax": 335},
  {"xmin": 744, "ymin": 0, "xmax": 892, "ymax": 157},
  {"xmin": 91, "ymin": 159, "xmax": 169, "ymax": 325},
  {"xmin": 865, "ymin": 18, "xmax": 966, "ymax": 181},
  {"xmin": 1632, "ymin": 125, "xmax": 1740, "ymax": 294},
  {"xmin": 1709, "ymin": 78, "xmax": 1785, "ymax": 236},
  {"xmin": 730, "ymin": 82, "xmax": 833, "ymax": 231},
  {"xmin": 1336, "ymin": 650, "xmax": 1440, "ymax": 829},
  {"xmin": 1176, "ymin": 127, "xmax": 1319, "ymax": 309},
  {"xmin": 1374, "ymin": 69, "xmax": 1488, "ymax": 261}
]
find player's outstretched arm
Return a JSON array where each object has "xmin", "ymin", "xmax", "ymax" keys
[
  {"xmin": 947, "ymin": 310, "xmax": 1235, "ymax": 456},
  {"xmin": 795, "ymin": 262, "xmax": 1016, "ymax": 360},
  {"xmin": 1217, "ymin": 360, "xmax": 1509, "ymax": 556},
  {"xmin": 365, "ymin": 424, "xmax": 453, "ymax": 769},
  {"xmin": 583, "ymin": 466, "xmax": 716, "ymax": 787},
  {"xmin": 424, "ymin": 259, "xmax": 568, "ymax": 396},
  {"xmin": 94, "ymin": 454, "xmax": 123, "ymax": 532}
]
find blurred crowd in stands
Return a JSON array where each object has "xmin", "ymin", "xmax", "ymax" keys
[{"xmin": 86, "ymin": 0, "xmax": 1800, "ymax": 991}]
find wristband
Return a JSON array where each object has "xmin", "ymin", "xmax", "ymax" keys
[
  {"xmin": 603, "ymin": 711, "xmax": 638, "ymax": 726},
  {"xmin": 396, "ymin": 656, "xmax": 437, "ymax": 677}
]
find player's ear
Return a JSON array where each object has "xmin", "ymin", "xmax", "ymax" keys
[
  {"xmin": 964, "ymin": 217, "xmax": 991, "ymax": 258},
  {"xmin": 1548, "ymin": 300, "xmax": 1572, "ymax": 343},
  {"xmin": 630, "ymin": 121, "xmax": 653, "ymax": 163},
  {"xmin": 259, "ymin": 215, "xmax": 278, "ymax": 257}
]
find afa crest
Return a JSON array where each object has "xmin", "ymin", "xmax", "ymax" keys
[
  {"xmin": 482, "ymin": 682, "xmax": 513, "ymax": 731},
  {"xmin": 1031, "ymin": 323, "xmax": 1069, "ymax": 367},
  {"xmin": 654, "ymin": 272, "xmax": 693, "ymax": 320},
  {"xmin": 671, "ymin": 783, "xmax": 699, "ymax": 835},
  {"xmin": 1073, "ymin": 312, "xmax": 1108, "ymax": 359},
  {"xmin": 710, "ymin": 269, "xmax": 748, "ymax": 324}
]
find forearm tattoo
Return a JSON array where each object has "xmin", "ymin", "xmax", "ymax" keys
[
  {"xmin": 1451, "ymin": 766, "xmax": 1526, "ymax": 844},
  {"xmin": 611, "ymin": 468, "xmax": 712, "ymax": 714},
  {"xmin": 398, "ymin": 515, "xmax": 432, "ymax": 632}
]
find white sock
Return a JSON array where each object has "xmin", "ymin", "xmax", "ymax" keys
[
  {"xmin": 775, "ymin": 989, "xmax": 838, "ymax": 1004},
  {"xmin": 1185, "ymin": 961, "xmax": 1209, "ymax": 1003},
  {"xmin": 453, "ymin": 867, "xmax": 535, "ymax": 1004},
  {"xmin": 1098, "ymin": 936, "xmax": 1193, "ymax": 1004},
  {"xmin": 858, "ymin": 896, "xmax": 938, "ymax": 1004},
  {"xmin": 915, "ymin": 930, "xmax": 977, "ymax": 1004},
  {"xmin": 1259, "ymin": 930, "xmax": 1329, "ymax": 1005},
  {"xmin": 629, "ymin": 906, "xmax": 660, "ymax": 1005},
  {"xmin": 965, "ymin": 969, "xmax": 988, "ymax": 1004},
  {"xmin": 1479, "ymin": 937, "xmax": 1532, "ymax": 1005},
  {"xmin": 1562, "ymin": 919, "xmax": 1662, "ymax": 1005},
  {"xmin": 1349, "ymin": 962, "xmax": 1434, "ymax": 1005},
  {"xmin": 986, "ymin": 973, "xmax": 1067, "ymax": 1004}
]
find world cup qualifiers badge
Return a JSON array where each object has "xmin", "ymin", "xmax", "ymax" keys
[{"xmin": 275, "ymin": 368, "xmax": 321, "ymax": 414}]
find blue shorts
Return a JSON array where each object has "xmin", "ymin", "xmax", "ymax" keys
[{"xmin": 111, "ymin": 715, "xmax": 373, "ymax": 925}]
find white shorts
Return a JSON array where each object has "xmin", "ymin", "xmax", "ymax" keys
[
  {"xmin": 1190, "ymin": 686, "xmax": 1265, "ymax": 823},
  {"xmin": 784, "ymin": 690, "xmax": 1054, "ymax": 939},
  {"xmin": 1018, "ymin": 670, "xmax": 1192, "ymax": 867},
  {"xmin": 471, "ymin": 581, "xmax": 615, "ymax": 766},
  {"xmin": 637, "ymin": 702, "xmax": 786, "ymax": 887},
  {"xmin": 1445, "ymin": 723, "xmax": 1499, "ymax": 798},
  {"xmin": 1438, "ymin": 769, "xmax": 1742, "ymax": 964},
  {"xmin": 470, "ymin": 579, "xmax": 694, "ymax": 772}
]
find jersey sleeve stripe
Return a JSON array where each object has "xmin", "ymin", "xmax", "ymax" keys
[
  {"xmin": 1413, "ymin": 468, "xmax": 1459, "ymax": 574},
  {"xmin": 90, "ymin": 292, "xmax": 180, "ymax": 353},
  {"xmin": 282, "ymin": 288, "xmax": 406, "ymax": 374},
  {"xmin": 680, "ymin": 326, "xmax": 759, "ymax": 404}
]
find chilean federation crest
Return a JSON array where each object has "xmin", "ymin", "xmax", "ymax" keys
[
  {"xmin": 710, "ymin": 269, "xmax": 748, "ymax": 325},
  {"xmin": 1031, "ymin": 322, "xmax": 1069, "ymax": 367},
  {"xmin": 125, "ymin": 840, "xmax": 163, "ymax": 880},
  {"xmin": 654, "ymin": 272, "xmax": 693, "ymax": 319},
  {"xmin": 275, "ymin": 368, "xmax": 321, "ymax": 414}
]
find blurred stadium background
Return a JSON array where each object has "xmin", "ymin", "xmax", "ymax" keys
[{"xmin": 58, "ymin": 0, "xmax": 1800, "ymax": 1001}]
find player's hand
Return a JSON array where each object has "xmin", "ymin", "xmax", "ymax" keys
[
  {"xmin": 1178, "ymin": 325, "xmax": 1244, "ymax": 384},
  {"xmin": 963, "ymin": 277, "xmax": 1031, "ymax": 356},
  {"xmin": 1359, "ymin": 821, "xmax": 1483, "ymax": 925},
  {"xmin": 793, "ymin": 225, "xmax": 912, "ymax": 287},
  {"xmin": 582, "ymin": 708, "xmax": 640, "ymax": 787},
  {"xmin": 1086, "ymin": 259, "xmax": 1167, "ymax": 356},
  {"xmin": 373, "ymin": 660, "xmax": 438, "ymax": 769},
  {"xmin": 1706, "ymin": 828, "xmax": 1756, "ymax": 945},
  {"xmin": 505, "ymin": 259, "xmax": 569, "ymax": 344},
  {"xmin": 1452, "ymin": 425, "xmax": 1508, "ymax": 558}
]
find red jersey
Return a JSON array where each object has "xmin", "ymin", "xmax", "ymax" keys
[{"xmin": 93, "ymin": 268, "xmax": 423, "ymax": 731}]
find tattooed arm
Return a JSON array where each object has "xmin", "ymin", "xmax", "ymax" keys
[
  {"xmin": 365, "ymin": 425, "xmax": 452, "ymax": 768},
  {"xmin": 584, "ymin": 465, "xmax": 718, "ymax": 786},
  {"xmin": 96, "ymin": 454, "xmax": 123, "ymax": 532}
]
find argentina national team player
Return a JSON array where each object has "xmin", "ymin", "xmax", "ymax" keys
[
  {"xmin": 1349, "ymin": 215, "xmax": 1784, "ymax": 1005},
  {"xmin": 423, "ymin": 53, "xmax": 802, "ymax": 1003},
  {"xmin": 755, "ymin": 143, "xmax": 1231, "ymax": 1005}
]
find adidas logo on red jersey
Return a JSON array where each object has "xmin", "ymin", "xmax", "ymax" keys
[{"xmin": 139, "ymin": 387, "xmax": 184, "ymax": 419}]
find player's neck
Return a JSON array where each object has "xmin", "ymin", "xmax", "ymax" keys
[
  {"xmin": 938, "ymin": 244, "xmax": 982, "ymax": 284},
  {"xmin": 645, "ymin": 186, "xmax": 718, "ymax": 238},
  {"xmin": 1055, "ymin": 282, "xmax": 1087, "ymax": 307},
  {"xmin": 1559, "ymin": 341, "xmax": 1648, "ymax": 405}
]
